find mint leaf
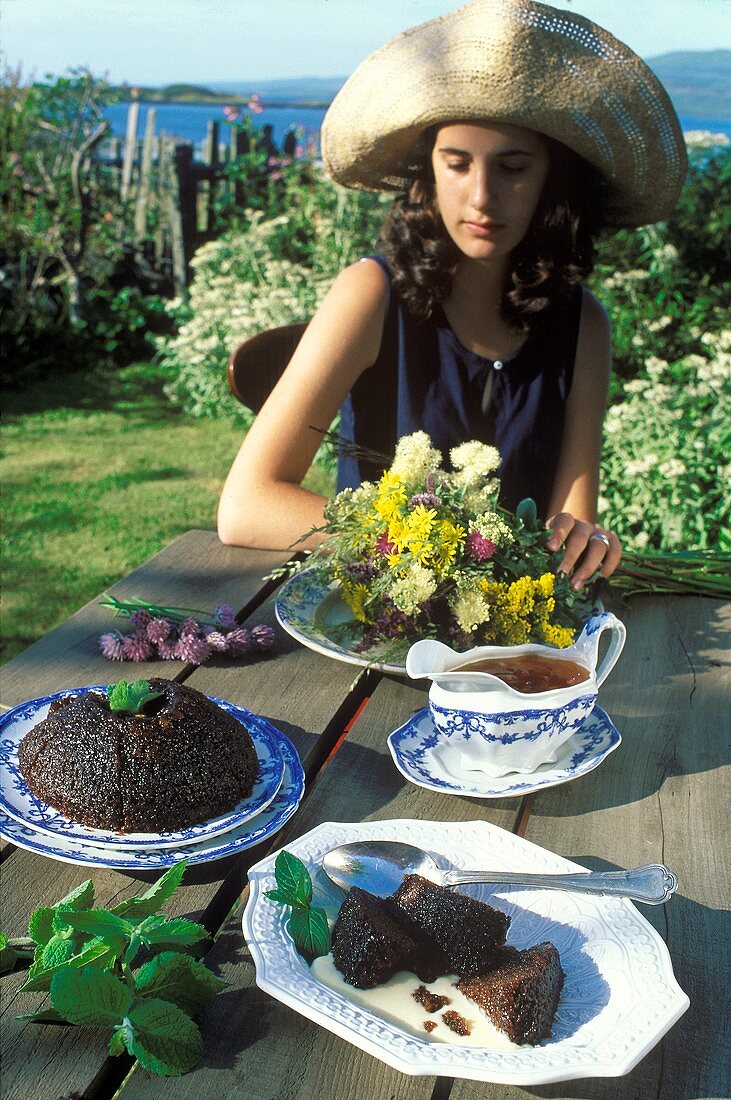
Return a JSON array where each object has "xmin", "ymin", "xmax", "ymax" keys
[
  {"xmin": 50, "ymin": 967, "xmax": 134, "ymax": 1026},
  {"xmin": 20, "ymin": 937, "xmax": 119, "ymax": 993},
  {"xmin": 287, "ymin": 906, "xmax": 330, "ymax": 961},
  {"xmin": 516, "ymin": 497, "xmax": 539, "ymax": 531},
  {"xmin": 134, "ymin": 916, "xmax": 208, "ymax": 950},
  {"xmin": 16, "ymin": 1007, "xmax": 67, "ymax": 1024},
  {"xmin": 125, "ymin": 998, "xmax": 203, "ymax": 1076},
  {"xmin": 53, "ymin": 908, "xmax": 133, "ymax": 943},
  {"xmin": 112, "ymin": 860, "xmax": 188, "ymax": 921},
  {"xmin": 273, "ymin": 851, "xmax": 313, "ymax": 906},
  {"xmin": 264, "ymin": 888, "xmax": 307, "ymax": 906},
  {"xmin": 55, "ymin": 880, "xmax": 95, "ymax": 911},
  {"xmin": 133, "ymin": 952, "xmax": 226, "ymax": 1016},
  {"xmin": 28, "ymin": 908, "xmax": 56, "ymax": 946},
  {"xmin": 109, "ymin": 1029, "xmax": 127, "ymax": 1056},
  {"xmin": 41, "ymin": 935, "xmax": 79, "ymax": 970},
  {"xmin": 108, "ymin": 680, "xmax": 165, "ymax": 715}
]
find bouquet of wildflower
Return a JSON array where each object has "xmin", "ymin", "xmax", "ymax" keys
[{"xmin": 301, "ymin": 432, "xmax": 589, "ymax": 658}]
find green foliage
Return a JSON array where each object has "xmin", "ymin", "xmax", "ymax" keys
[
  {"xmin": 0, "ymin": 69, "xmax": 163, "ymax": 382},
  {"xmin": 265, "ymin": 851, "xmax": 330, "ymax": 961},
  {"xmin": 4, "ymin": 860, "xmax": 226, "ymax": 1077},
  {"xmin": 107, "ymin": 679, "xmax": 165, "ymax": 714}
]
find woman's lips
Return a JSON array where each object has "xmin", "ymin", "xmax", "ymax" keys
[{"xmin": 463, "ymin": 220, "xmax": 504, "ymax": 237}]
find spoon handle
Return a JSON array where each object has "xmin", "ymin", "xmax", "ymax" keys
[{"xmin": 440, "ymin": 863, "xmax": 678, "ymax": 904}]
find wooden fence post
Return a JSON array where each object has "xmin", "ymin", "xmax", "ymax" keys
[
  {"xmin": 203, "ymin": 119, "xmax": 220, "ymax": 235},
  {"xmin": 134, "ymin": 108, "xmax": 157, "ymax": 241},
  {"xmin": 120, "ymin": 101, "xmax": 140, "ymax": 203}
]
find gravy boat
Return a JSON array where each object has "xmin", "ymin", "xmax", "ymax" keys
[{"xmin": 406, "ymin": 612, "xmax": 626, "ymax": 777}]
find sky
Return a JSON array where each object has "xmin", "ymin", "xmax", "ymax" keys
[{"xmin": 1, "ymin": 0, "xmax": 729, "ymax": 85}]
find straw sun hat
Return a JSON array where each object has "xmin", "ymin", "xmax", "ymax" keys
[{"xmin": 321, "ymin": 0, "xmax": 687, "ymax": 227}]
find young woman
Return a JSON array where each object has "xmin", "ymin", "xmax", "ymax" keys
[{"xmin": 218, "ymin": 0, "xmax": 686, "ymax": 591}]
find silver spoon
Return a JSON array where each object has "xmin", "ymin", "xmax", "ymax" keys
[{"xmin": 322, "ymin": 840, "xmax": 678, "ymax": 905}]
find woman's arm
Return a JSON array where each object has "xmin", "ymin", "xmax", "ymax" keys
[
  {"xmin": 217, "ymin": 258, "xmax": 388, "ymax": 549},
  {"xmin": 545, "ymin": 288, "xmax": 622, "ymax": 585}
]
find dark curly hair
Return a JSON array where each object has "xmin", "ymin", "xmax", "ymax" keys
[{"xmin": 379, "ymin": 130, "xmax": 607, "ymax": 328}]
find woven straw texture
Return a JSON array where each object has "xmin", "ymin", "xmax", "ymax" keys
[{"xmin": 321, "ymin": 0, "xmax": 687, "ymax": 227}]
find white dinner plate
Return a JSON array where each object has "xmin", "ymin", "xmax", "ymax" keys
[
  {"xmin": 243, "ymin": 819, "xmax": 689, "ymax": 1085},
  {"xmin": 0, "ymin": 732, "xmax": 304, "ymax": 870},
  {"xmin": 275, "ymin": 569, "xmax": 408, "ymax": 674},
  {"xmin": 0, "ymin": 687, "xmax": 286, "ymax": 849},
  {"xmin": 388, "ymin": 705, "xmax": 621, "ymax": 798}
]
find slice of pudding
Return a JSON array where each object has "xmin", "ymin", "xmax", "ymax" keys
[{"xmin": 457, "ymin": 942, "xmax": 564, "ymax": 1045}]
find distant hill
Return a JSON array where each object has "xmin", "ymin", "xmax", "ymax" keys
[
  {"xmin": 646, "ymin": 50, "xmax": 731, "ymax": 121},
  {"xmin": 118, "ymin": 52, "xmax": 731, "ymax": 120}
]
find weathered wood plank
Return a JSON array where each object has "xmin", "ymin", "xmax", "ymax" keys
[
  {"xmin": 0, "ymin": 531, "xmax": 288, "ymax": 708},
  {"xmin": 116, "ymin": 675, "xmax": 522, "ymax": 1099},
  {"xmin": 451, "ymin": 597, "xmax": 731, "ymax": 1100}
]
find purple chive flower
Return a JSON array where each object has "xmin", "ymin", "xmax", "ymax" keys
[
  {"xmin": 99, "ymin": 632, "xmax": 126, "ymax": 660},
  {"xmin": 121, "ymin": 634, "xmax": 154, "ymax": 661},
  {"xmin": 179, "ymin": 616, "xmax": 201, "ymax": 639},
  {"xmin": 214, "ymin": 603, "xmax": 238, "ymax": 628},
  {"xmin": 407, "ymin": 492, "xmax": 440, "ymax": 509},
  {"xmin": 205, "ymin": 629, "xmax": 230, "ymax": 653},
  {"xmin": 224, "ymin": 628, "xmax": 254, "ymax": 657},
  {"xmin": 129, "ymin": 609, "xmax": 152, "ymax": 631},
  {"xmin": 222, "ymin": 105, "xmax": 240, "ymax": 122},
  {"xmin": 174, "ymin": 635, "xmax": 212, "ymax": 664},
  {"xmin": 466, "ymin": 531, "xmax": 497, "ymax": 562},
  {"xmin": 146, "ymin": 617, "xmax": 174, "ymax": 644},
  {"xmin": 156, "ymin": 638, "xmax": 179, "ymax": 660},
  {"xmin": 251, "ymin": 624, "xmax": 275, "ymax": 651}
]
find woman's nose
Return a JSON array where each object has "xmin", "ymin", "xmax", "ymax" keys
[{"xmin": 470, "ymin": 167, "xmax": 494, "ymax": 210}]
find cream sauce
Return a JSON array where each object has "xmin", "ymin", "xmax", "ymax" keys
[{"xmin": 311, "ymin": 954, "xmax": 517, "ymax": 1049}]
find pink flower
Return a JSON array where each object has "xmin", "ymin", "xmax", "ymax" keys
[
  {"xmin": 121, "ymin": 634, "xmax": 154, "ymax": 661},
  {"xmin": 205, "ymin": 629, "xmax": 230, "ymax": 653},
  {"xmin": 224, "ymin": 628, "xmax": 254, "ymax": 657},
  {"xmin": 99, "ymin": 632, "xmax": 125, "ymax": 660},
  {"xmin": 156, "ymin": 638, "xmax": 178, "ymax": 660},
  {"xmin": 214, "ymin": 603, "xmax": 238, "ymax": 628},
  {"xmin": 222, "ymin": 105, "xmax": 240, "ymax": 122},
  {"xmin": 376, "ymin": 532, "xmax": 396, "ymax": 556},
  {"xmin": 247, "ymin": 93, "xmax": 263, "ymax": 114},
  {"xmin": 179, "ymin": 616, "xmax": 200, "ymax": 639},
  {"xmin": 174, "ymin": 635, "xmax": 212, "ymax": 664},
  {"xmin": 129, "ymin": 609, "xmax": 152, "ymax": 631},
  {"xmin": 251, "ymin": 624, "xmax": 275, "ymax": 651},
  {"xmin": 466, "ymin": 531, "xmax": 497, "ymax": 562},
  {"xmin": 146, "ymin": 617, "xmax": 174, "ymax": 644}
]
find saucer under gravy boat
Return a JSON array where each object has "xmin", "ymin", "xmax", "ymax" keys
[{"xmin": 405, "ymin": 612, "xmax": 626, "ymax": 777}]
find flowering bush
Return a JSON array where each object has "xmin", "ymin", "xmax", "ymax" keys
[
  {"xmin": 300, "ymin": 432, "xmax": 586, "ymax": 658},
  {"xmin": 600, "ymin": 328, "xmax": 731, "ymax": 550}
]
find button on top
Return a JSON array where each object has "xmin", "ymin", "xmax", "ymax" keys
[{"xmin": 493, "ymin": 360, "xmax": 504, "ymax": 371}]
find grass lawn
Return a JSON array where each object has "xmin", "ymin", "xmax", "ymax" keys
[{"xmin": 1, "ymin": 363, "xmax": 334, "ymax": 665}]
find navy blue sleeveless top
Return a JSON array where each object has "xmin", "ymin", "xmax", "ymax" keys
[{"xmin": 337, "ymin": 255, "xmax": 583, "ymax": 519}]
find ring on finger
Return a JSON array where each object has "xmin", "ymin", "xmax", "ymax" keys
[{"xmin": 589, "ymin": 532, "xmax": 611, "ymax": 551}]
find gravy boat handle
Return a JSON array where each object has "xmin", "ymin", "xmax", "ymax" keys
[
  {"xmin": 573, "ymin": 612, "xmax": 627, "ymax": 687},
  {"xmin": 439, "ymin": 863, "xmax": 678, "ymax": 904}
]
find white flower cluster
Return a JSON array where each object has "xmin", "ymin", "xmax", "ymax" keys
[
  {"xmin": 390, "ymin": 431, "xmax": 441, "ymax": 483},
  {"xmin": 388, "ymin": 563, "xmax": 437, "ymax": 616},
  {"xmin": 452, "ymin": 589, "xmax": 491, "ymax": 633},
  {"xmin": 449, "ymin": 440, "xmax": 501, "ymax": 487},
  {"xmin": 470, "ymin": 511, "xmax": 514, "ymax": 547}
]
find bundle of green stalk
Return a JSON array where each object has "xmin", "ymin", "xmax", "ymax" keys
[{"xmin": 609, "ymin": 550, "xmax": 731, "ymax": 600}]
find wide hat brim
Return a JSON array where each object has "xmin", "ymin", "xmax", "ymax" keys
[{"xmin": 321, "ymin": 0, "xmax": 687, "ymax": 227}]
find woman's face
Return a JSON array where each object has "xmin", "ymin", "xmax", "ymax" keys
[{"xmin": 431, "ymin": 122, "xmax": 550, "ymax": 265}]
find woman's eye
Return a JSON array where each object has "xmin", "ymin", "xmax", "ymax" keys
[
  {"xmin": 501, "ymin": 162, "xmax": 529, "ymax": 174},
  {"xmin": 446, "ymin": 160, "xmax": 470, "ymax": 172}
]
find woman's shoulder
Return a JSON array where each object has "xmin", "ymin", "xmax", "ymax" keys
[
  {"xmin": 578, "ymin": 285, "xmax": 611, "ymax": 334},
  {"xmin": 325, "ymin": 256, "xmax": 390, "ymax": 308}
]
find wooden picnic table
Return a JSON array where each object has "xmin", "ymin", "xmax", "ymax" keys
[{"xmin": 1, "ymin": 529, "xmax": 729, "ymax": 1100}]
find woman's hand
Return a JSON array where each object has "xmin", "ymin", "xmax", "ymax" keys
[{"xmin": 545, "ymin": 513, "xmax": 622, "ymax": 589}]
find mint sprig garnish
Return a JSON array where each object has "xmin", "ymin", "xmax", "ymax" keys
[
  {"xmin": 2, "ymin": 859, "xmax": 226, "ymax": 1076},
  {"xmin": 107, "ymin": 679, "xmax": 165, "ymax": 715},
  {"xmin": 265, "ymin": 851, "xmax": 330, "ymax": 962}
]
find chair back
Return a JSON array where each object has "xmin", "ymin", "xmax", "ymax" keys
[{"xmin": 227, "ymin": 322, "xmax": 308, "ymax": 412}]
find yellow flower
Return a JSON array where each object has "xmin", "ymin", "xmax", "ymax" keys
[
  {"xmin": 539, "ymin": 621, "xmax": 575, "ymax": 648},
  {"xmin": 430, "ymin": 520, "xmax": 465, "ymax": 572},
  {"xmin": 374, "ymin": 470, "xmax": 407, "ymax": 524},
  {"xmin": 340, "ymin": 581, "xmax": 370, "ymax": 623}
]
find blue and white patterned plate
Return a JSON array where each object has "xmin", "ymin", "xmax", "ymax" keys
[
  {"xmin": 388, "ymin": 706, "xmax": 621, "ymax": 798},
  {"xmin": 0, "ymin": 731, "xmax": 305, "ymax": 870},
  {"xmin": 0, "ymin": 687, "xmax": 286, "ymax": 849},
  {"xmin": 275, "ymin": 569, "xmax": 407, "ymax": 675}
]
